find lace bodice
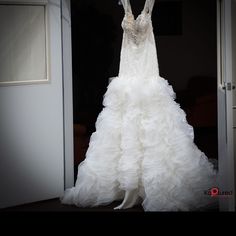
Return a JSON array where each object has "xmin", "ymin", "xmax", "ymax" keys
[
  {"xmin": 121, "ymin": 0, "xmax": 155, "ymax": 45},
  {"xmin": 119, "ymin": 0, "xmax": 159, "ymax": 78}
]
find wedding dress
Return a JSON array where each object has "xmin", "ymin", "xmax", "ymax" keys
[{"xmin": 60, "ymin": 0, "xmax": 218, "ymax": 211}]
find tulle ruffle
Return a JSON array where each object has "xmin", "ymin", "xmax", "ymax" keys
[{"xmin": 60, "ymin": 75, "xmax": 218, "ymax": 211}]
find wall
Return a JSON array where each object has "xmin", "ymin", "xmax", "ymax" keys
[{"xmin": 157, "ymin": 0, "xmax": 217, "ymax": 91}]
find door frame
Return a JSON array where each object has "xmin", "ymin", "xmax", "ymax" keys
[
  {"xmin": 217, "ymin": 0, "xmax": 235, "ymax": 211},
  {"xmin": 61, "ymin": 0, "xmax": 74, "ymax": 189}
]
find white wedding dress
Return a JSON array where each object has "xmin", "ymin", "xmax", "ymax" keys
[{"xmin": 61, "ymin": 0, "xmax": 218, "ymax": 211}]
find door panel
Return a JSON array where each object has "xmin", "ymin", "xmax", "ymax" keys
[{"xmin": 0, "ymin": 0, "xmax": 64, "ymax": 208}]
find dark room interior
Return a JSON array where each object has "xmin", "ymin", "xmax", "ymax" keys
[{"xmin": 71, "ymin": 0, "xmax": 218, "ymax": 179}]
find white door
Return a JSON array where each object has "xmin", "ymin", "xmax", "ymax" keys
[
  {"xmin": 217, "ymin": 0, "xmax": 235, "ymax": 211},
  {"xmin": 0, "ymin": 0, "xmax": 65, "ymax": 208}
]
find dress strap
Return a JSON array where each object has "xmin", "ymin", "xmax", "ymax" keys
[
  {"xmin": 121, "ymin": 0, "xmax": 132, "ymax": 14},
  {"xmin": 143, "ymin": 0, "xmax": 155, "ymax": 14}
]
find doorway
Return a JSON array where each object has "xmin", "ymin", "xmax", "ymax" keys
[{"xmin": 70, "ymin": 0, "xmax": 218, "ymax": 181}]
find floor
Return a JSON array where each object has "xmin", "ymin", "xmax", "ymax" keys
[
  {"xmin": 1, "ymin": 198, "xmax": 143, "ymax": 212},
  {"xmin": 1, "ymin": 198, "xmax": 218, "ymax": 212}
]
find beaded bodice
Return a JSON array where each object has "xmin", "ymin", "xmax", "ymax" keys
[
  {"xmin": 122, "ymin": 11, "xmax": 152, "ymax": 45},
  {"xmin": 121, "ymin": 0, "xmax": 155, "ymax": 45},
  {"xmin": 118, "ymin": 0, "xmax": 159, "ymax": 78}
]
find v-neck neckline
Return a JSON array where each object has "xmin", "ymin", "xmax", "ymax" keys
[{"xmin": 127, "ymin": 0, "xmax": 148, "ymax": 21}]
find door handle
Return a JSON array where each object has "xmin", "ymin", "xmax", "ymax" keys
[{"xmin": 222, "ymin": 82, "xmax": 235, "ymax": 90}]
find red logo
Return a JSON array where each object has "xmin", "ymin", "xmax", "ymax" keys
[
  {"xmin": 204, "ymin": 187, "xmax": 233, "ymax": 198},
  {"xmin": 210, "ymin": 187, "xmax": 219, "ymax": 197}
]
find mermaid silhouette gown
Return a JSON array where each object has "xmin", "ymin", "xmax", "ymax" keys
[{"xmin": 60, "ymin": 0, "xmax": 218, "ymax": 211}]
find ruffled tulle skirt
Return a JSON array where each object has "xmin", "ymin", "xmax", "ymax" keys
[{"xmin": 60, "ymin": 75, "xmax": 218, "ymax": 211}]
